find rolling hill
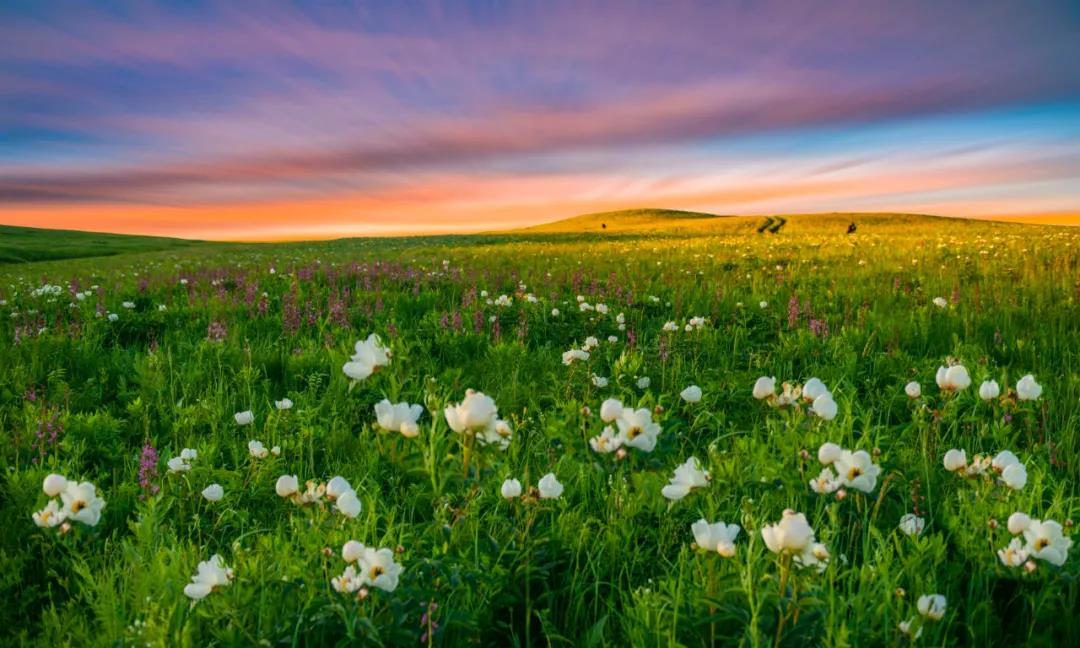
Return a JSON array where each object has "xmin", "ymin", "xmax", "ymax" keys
[{"xmin": 0, "ymin": 225, "xmax": 212, "ymax": 264}]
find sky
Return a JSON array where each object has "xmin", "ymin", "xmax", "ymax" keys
[{"xmin": 1, "ymin": 0, "xmax": 1079, "ymax": 240}]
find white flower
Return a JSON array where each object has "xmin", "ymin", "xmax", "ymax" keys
[
  {"xmin": 501, "ymin": 478, "xmax": 522, "ymax": 499},
  {"xmin": 248, "ymin": 439, "xmax": 269, "ymax": 459},
  {"xmin": 1016, "ymin": 374, "xmax": 1042, "ymax": 401},
  {"xmin": 979, "ymin": 380, "xmax": 1000, "ymax": 401},
  {"xmin": 201, "ymin": 484, "xmax": 224, "ymax": 502},
  {"xmin": 167, "ymin": 451, "xmax": 194, "ymax": 473},
  {"xmin": 752, "ymin": 376, "xmax": 776, "ymax": 400},
  {"xmin": 662, "ymin": 321, "xmax": 679, "ymax": 332},
  {"xmin": 1001, "ymin": 463, "xmax": 1027, "ymax": 490},
  {"xmin": 342, "ymin": 540, "xmax": 365, "ymax": 563},
  {"xmin": 809, "ymin": 468, "xmax": 841, "ymax": 494},
  {"xmin": 591, "ymin": 374, "xmax": 609, "ymax": 388},
  {"xmin": 562, "ymin": 348, "xmax": 589, "ymax": 365},
  {"xmin": 691, "ymin": 519, "xmax": 740, "ymax": 557},
  {"xmin": 271, "ymin": 445, "xmax": 281, "ymax": 456},
  {"xmin": 991, "ymin": 450, "xmax": 1020, "ymax": 473},
  {"xmin": 932, "ymin": 297, "xmax": 948, "ymax": 308},
  {"xmin": 538, "ymin": 473, "xmax": 564, "ymax": 499},
  {"xmin": 184, "ymin": 555, "xmax": 234, "ymax": 600},
  {"xmin": 899, "ymin": 514, "xmax": 925, "ymax": 536},
  {"xmin": 584, "ymin": 336, "xmax": 599, "ymax": 350},
  {"xmin": 759, "ymin": 301, "xmax": 768, "ymax": 309},
  {"xmin": 275, "ymin": 475, "xmax": 299, "ymax": 498},
  {"xmin": 936, "ymin": 365, "xmax": 971, "ymax": 391},
  {"xmin": 444, "ymin": 390, "xmax": 498, "ymax": 433},
  {"xmin": 331, "ymin": 566, "xmax": 363, "ymax": 593},
  {"xmin": 635, "ymin": 375, "xmax": 649, "ymax": 389},
  {"xmin": 275, "ymin": 398, "xmax": 293, "ymax": 410},
  {"xmin": 107, "ymin": 313, "xmax": 119, "ymax": 322},
  {"xmin": 374, "ymin": 399, "xmax": 424, "ymax": 437},
  {"xmin": 343, "ymin": 333, "xmax": 391, "ymax": 382},
  {"xmin": 60, "ymin": 481, "xmax": 105, "ymax": 526},
  {"xmin": 477, "ymin": 418, "xmax": 514, "ymax": 449},
  {"xmin": 943, "ymin": 449, "xmax": 967, "ymax": 472},
  {"xmin": 589, "ymin": 426, "xmax": 622, "ymax": 454},
  {"xmin": 1007, "ymin": 512, "xmax": 1032, "ymax": 535},
  {"xmin": 599, "ymin": 398, "xmax": 624, "ymax": 423},
  {"xmin": 122, "ymin": 301, "xmax": 135, "ymax": 309},
  {"xmin": 234, "ymin": 410, "xmax": 255, "ymax": 426},
  {"xmin": 336, "ymin": 490, "xmax": 362, "ymax": 518},
  {"xmin": 818, "ymin": 442, "xmax": 843, "ymax": 465},
  {"xmin": 899, "ymin": 617, "xmax": 922, "ymax": 640},
  {"xmin": 614, "ymin": 407, "xmax": 662, "ymax": 452},
  {"xmin": 810, "ymin": 393, "xmax": 838, "ymax": 421},
  {"xmin": 43, "ymin": 473, "xmax": 68, "ymax": 497},
  {"xmin": 795, "ymin": 542, "xmax": 830, "ymax": 573},
  {"xmin": 1023, "ymin": 520, "xmax": 1072, "ymax": 566},
  {"xmin": 32, "ymin": 500, "xmax": 64, "ymax": 528},
  {"xmin": 917, "ymin": 594, "xmax": 946, "ymax": 621},
  {"xmin": 834, "ymin": 450, "xmax": 881, "ymax": 493},
  {"xmin": 326, "ymin": 476, "xmax": 352, "ymax": 500},
  {"xmin": 802, "ymin": 378, "xmax": 828, "ymax": 402},
  {"xmin": 661, "ymin": 457, "xmax": 709, "ymax": 501},
  {"xmin": 550, "ymin": 308, "xmax": 560, "ymax": 317},
  {"xmin": 998, "ymin": 538, "xmax": 1030, "ymax": 567},
  {"xmin": 761, "ymin": 510, "xmax": 815, "ymax": 554},
  {"xmin": 357, "ymin": 546, "xmax": 404, "ymax": 592},
  {"xmin": 905, "ymin": 381, "xmax": 921, "ymax": 399},
  {"xmin": 680, "ymin": 385, "xmax": 702, "ymax": 403}
]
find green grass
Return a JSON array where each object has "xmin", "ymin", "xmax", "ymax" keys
[
  {"xmin": 1, "ymin": 211, "xmax": 1078, "ymax": 646},
  {"xmin": 0, "ymin": 224, "xmax": 214, "ymax": 264}
]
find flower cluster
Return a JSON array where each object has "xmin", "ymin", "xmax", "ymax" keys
[
  {"xmin": 753, "ymin": 376, "xmax": 838, "ymax": 420},
  {"xmin": 999, "ymin": 513, "xmax": 1073, "ymax": 568},
  {"xmin": 183, "ymin": 554, "xmax": 234, "ymax": 600},
  {"xmin": 32, "ymin": 474, "xmax": 106, "ymax": 530},
  {"xmin": 332, "ymin": 541, "xmax": 404, "ymax": 594},
  {"xmin": 444, "ymin": 390, "xmax": 512, "ymax": 449},
  {"xmin": 589, "ymin": 399, "xmax": 663, "ymax": 454},
  {"xmin": 943, "ymin": 448, "xmax": 1027, "ymax": 490},
  {"xmin": 810, "ymin": 442, "xmax": 882, "ymax": 494},
  {"xmin": 761, "ymin": 509, "xmax": 830, "ymax": 572}
]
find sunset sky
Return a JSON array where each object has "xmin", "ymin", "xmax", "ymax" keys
[{"xmin": 2, "ymin": 1, "xmax": 1079, "ymax": 240}]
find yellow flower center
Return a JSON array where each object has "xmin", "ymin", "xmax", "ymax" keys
[
  {"xmin": 71, "ymin": 500, "xmax": 86, "ymax": 513},
  {"xmin": 1035, "ymin": 538, "xmax": 1050, "ymax": 551},
  {"xmin": 627, "ymin": 426, "xmax": 642, "ymax": 439}
]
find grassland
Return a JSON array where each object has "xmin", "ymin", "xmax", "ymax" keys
[
  {"xmin": 2, "ymin": 210, "xmax": 1078, "ymax": 646},
  {"xmin": 0, "ymin": 224, "xmax": 214, "ymax": 264}
]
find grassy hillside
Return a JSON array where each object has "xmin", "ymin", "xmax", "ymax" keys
[{"xmin": 0, "ymin": 225, "xmax": 211, "ymax": 264}]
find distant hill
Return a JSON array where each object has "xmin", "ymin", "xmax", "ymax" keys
[
  {"xmin": 0, "ymin": 225, "xmax": 210, "ymax": 264},
  {"xmin": 509, "ymin": 208, "xmax": 985, "ymax": 236}
]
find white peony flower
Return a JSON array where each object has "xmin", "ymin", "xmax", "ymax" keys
[
  {"xmin": 1016, "ymin": 374, "xmax": 1042, "ymax": 401},
  {"xmin": 1000, "ymin": 463, "xmax": 1027, "ymax": 490},
  {"xmin": 1023, "ymin": 520, "xmax": 1072, "ymax": 566},
  {"xmin": 444, "ymin": 390, "xmax": 499, "ymax": 434},
  {"xmin": 500, "ymin": 478, "xmax": 522, "ymax": 499},
  {"xmin": 833, "ymin": 450, "xmax": 881, "ymax": 493},
  {"xmin": 201, "ymin": 484, "xmax": 224, "ymax": 502},
  {"xmin": 817, "ymin": 442, "xmax": 843, "ymax": 465},
  {"xmin": 32, "ymin": 500, "xmax": 64, "ymax": 528},
  {"xmin": 936, "ymin": 365, "xmax": 971, "ymax": 391},
  {"xmin": 336, "ymin": 490, "xmax": 362, "ymax": 518},
  {"xmin": 680, "ymin": 385, "xmax": 702, "ymax": 403},
  {"xmin": 43, "ymin": 473, "xmax": 68, "ymax": 497},
  {"xmin": 661, "ymin": 457, "xmax": 709, "ymax": 501},
  {"xmin": 184, "ymin": 554, "xmax": 234, "ymax": 600},
  {"xmin": 1007, "ymin": 512, "xmax": 1032, "ymax": 535},
  {"xmin": 810, "ymin": 393, "xmax": 838, "ymax": 421},
  {"xmin": 614, "ymin": 407, "xmax": 662, "ymax": 453},
  {"xmin": 274, "ymin": 398, "xmax": 294, "ymax": 410},
  {"xmin": 248, "ymin": 439, "xmax": 269, "ymax": 459},
  {"xmin": 691, "ymin": 519, "xmax": 741, "ymax": 557},
  {"xmin": 538, "ymin": 473, "xmax": 564, "ymax": 499},
  {"xmin": 809, "ymin": 468, "xmax": 840, "ymax": 494},
  {"xmin": 326, "ymin": 476, "xmax": 352, "ymax": 500},
  {"xmin": 761, "ymin": 509, "xmax": 815, "ymax": 555},
  {"xmin": 374, "ymin": 399, "xmax": 424, "ymax": 437},
  {"xmin": 904, "ymin": 381, "xmax": 921, "ymax": 399},
  {"xmin": 998, "ymin": 538, "xmax": 1030, "ymax": 567},
  {"xmin": 343, "ymin": 334, "xmax": 391, "ymax": 382},
  {"xmin": 802, "ymin": 378, "xmax": 829, "ymax": 402},
  {"xmin": 943, "ymin": 449, "xmax": 967, "ymax": 472},
  {"xmin": 234, "ymin": 410, "xmax": 255, "ymax": 426},
  {"xmin": 979, "ymin": 380, "xmax": 1000, "ymax": 401},
  {"xmin": 562, "ymin": 348, "xmax": 590, "ymax": 365},
  {"xmin": 599, "ymin": 398, "xmax": 624, "ymax": 422},
  {"xmin": 60, "ymin": 481, "xmax": 106, "ymax": 526},
  {"xmin": 898, "ymin": 513, "xmax": 925, "ymax": 536},
  {"xmin": 917, "ymin": 594, "xmax": 947, "ymax": 621},
  {"xmin": 275, "ymin": 474, "xmax": 299, "ymax": 498},
  {"xmin": 752, "ymin": 376, "xmax": 776, "ymax": 400}
]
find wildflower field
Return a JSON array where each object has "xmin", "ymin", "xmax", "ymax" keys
[{"xmin": 3, "ymin": 211, "xmax": 1079, "ymax": 646}]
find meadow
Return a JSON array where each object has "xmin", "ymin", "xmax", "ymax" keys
[{"xmin": 2, "ymin": 210, "xmax": 1079, "ymax": 646}]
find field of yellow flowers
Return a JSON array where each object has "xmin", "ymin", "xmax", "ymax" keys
[{"xmin": 3, "ymin": 211, "xmax": 1079, "ymax": 645}]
